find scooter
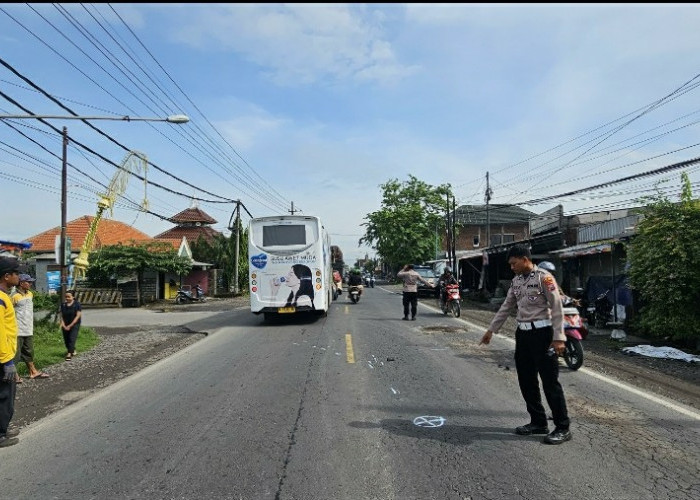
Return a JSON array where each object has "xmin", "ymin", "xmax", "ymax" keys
[
  {"xmin": 439, "ymin": 283, "xmax": 461, "ymax": 318},
  {"xmin": 368, "ymin": 275, "xmax": 375, "ymax": 288},
  {"xmin": 593, "ymin": 290, "xmax": 614, "ymax": 327},
  {"xmin": 175, "ymin": 285, "xmax": 206, "ymax": 304},
  {"xmin": 561, "ymin": 297, "xmax": 588, "ymax": 370},
  {"xmin": 348, "ymin": 285, "xmax": 362, "ymax": 303}
]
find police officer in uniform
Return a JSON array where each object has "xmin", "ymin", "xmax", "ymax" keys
[{"xmin": 479, "ymin": 244, "xmax": 571, "ymax": 445}]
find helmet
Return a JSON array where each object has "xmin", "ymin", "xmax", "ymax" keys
[
  {"xmin": 444, "ymin": 267, "xmax": 452, "ymax": 274},
  {"xmin": 351, "ymin": 268, "xmax": 361, "ymax": 275},
  {"xmin": 538, "ymin": 261, "xmax": 556, "ymax": 272}
]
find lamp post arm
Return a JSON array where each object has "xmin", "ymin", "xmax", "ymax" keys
[{"xmin": 0, "ymin": 114, "xmax": 189, "ymax": 123}]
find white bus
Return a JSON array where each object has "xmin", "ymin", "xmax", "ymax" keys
[{"xmin": 248, "ymin": 215, "xmax": 334, "ymax": 321}]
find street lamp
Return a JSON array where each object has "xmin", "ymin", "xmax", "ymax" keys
[{"xmin": 0, "ymin": 113, "xmax": 189, "ymax": 302}]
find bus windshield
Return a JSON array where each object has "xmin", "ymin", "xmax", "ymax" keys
[{"xmin": 262, "ymin": 224, "xmax": 306, "ymax": 246}]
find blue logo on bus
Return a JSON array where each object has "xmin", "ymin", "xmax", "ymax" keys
[{"xmin": 251, "ymin": 253, "xmax": 268, "ymax": 269}]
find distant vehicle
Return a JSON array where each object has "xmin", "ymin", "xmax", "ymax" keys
[
  {"xmin": 248, "ymin": 215, "xmax": 333, "ymax": 322},
  {"xmin": 414, "ymin": 266, "xmax": 438, "ymax": 297},
  {"xmin": 175, "ymin": 284, "xmax": 206, "ymax": 304}
]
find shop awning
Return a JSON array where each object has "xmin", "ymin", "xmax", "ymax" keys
[{"xmin": 550, "ymin": 240, "xmax": 613, "ymax": 259}]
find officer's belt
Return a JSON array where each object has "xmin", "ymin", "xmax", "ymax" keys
[{"xmin": 517, "ymin": 319, "xmax": 552, "ymax": 330}]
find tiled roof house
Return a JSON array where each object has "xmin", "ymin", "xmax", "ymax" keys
[
  {"xmin": 23, "ymin": 215, "xmax": 153, "ymax": 294},
  {"xmin": 25, "ymin": 215, "xmax": 152, "ymax": 252},
  {"xmin": 153, "ymin": 206, "xmax": 222, "ymax": 244}
]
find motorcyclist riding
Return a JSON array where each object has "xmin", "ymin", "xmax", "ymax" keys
[
  {"xmin": 438, "ymin": 267, "xmax": 458, "ymax": 307},
  {"xmin": 347, "ymin": 268, "xmax": 364, "ymax": 296}
]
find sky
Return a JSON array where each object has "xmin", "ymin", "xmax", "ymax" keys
[{"xmin": 2, "ymin": 3, "xmax": 700, "ymax": 265}]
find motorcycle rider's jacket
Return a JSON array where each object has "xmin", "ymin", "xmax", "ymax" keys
[
  {"xmin": 438, "ymin": 273, "xmax": 458, "ymax": 288},
  {"xmin": 348, "ymin": 274, "xmax": 363, "ymax": 286},
  {"xmin": 488, "ymin": 265, "xmax": 565, "ymax": 341}
]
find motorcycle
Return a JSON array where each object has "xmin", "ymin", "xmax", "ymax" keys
[
  {"xmin": 561, "ymin": 297, "xmax": 588, "ymax": 370},
  {"xmin": 368, "ymin": 275, "xmax": 375, "ymax": 288},
  {"xmin": 332, "ymin": 271, "xmax": 343, "ymax": 300},
  {"xmin": 348, "ymin": 285, "xmax": 362, "ymax": 303},
  {"xmin": 175, "ymin": 285, "xmax": 206, "ymax": 304},
  {"xmin": 438, "ymin": 283, "xmax": 461, "ymax": 318},
  {"xmin": 593, "ymin": 290, "xmax": 614, "ymax": 328}
]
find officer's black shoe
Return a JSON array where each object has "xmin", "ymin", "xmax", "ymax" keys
[
  {"xmin": 515, "ymin": 423, "xmax": 549, "ymax": 435},
  {"xmin": 402, "ymin": 316, "xmax": 409, "ymax": 321},
  {"xmin": 543, "ymin": 428, "xmax": 572, "ymax": 444}
]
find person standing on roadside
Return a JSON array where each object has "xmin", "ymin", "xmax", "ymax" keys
[
  {"xmin": 12, "ymin": 274, "xmax": 49, "ymax": 381},
  {"xmin": 0, "ymin": 256, "xmax": 21, "ymax": 448},
  {"xmin": 60, "ymin": 290, "xmax": 82, "ymax": 361},
  {"xmin": 396, "ymin": 264, "xmax": 434, "ymax": 321},
  {"xmin": 479, "ymin": 245, "xmax": 572, "ymax": 445}
]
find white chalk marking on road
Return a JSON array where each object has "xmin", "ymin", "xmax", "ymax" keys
[
  {"xmin": 413, "ymin": 416, "xmax": 446, "ymax": 428},
  {"xmin": 390, "ymin": 387, "xmax": 399, "ymax": 395}
]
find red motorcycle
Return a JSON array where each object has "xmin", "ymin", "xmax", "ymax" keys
[
  {"xmin": 562, "ymin": 298, "xmax": 588, "ymax": 370},
  {"xmin": 439, "ymin": 283, "xmax": 461, "ymax": 318}
]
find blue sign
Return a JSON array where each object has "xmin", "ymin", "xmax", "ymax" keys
[
  {"xmin": 251, "ymin": 253, "xmax": 268, "ymax": 269},
  {"xmin": 46, "ymin": 271, "xmax": 60, "ymax": 292}
]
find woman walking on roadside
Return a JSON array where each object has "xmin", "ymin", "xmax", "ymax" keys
[{"xmin": 60, "ymin": 290, "xmax": 82, "ymax": 361}]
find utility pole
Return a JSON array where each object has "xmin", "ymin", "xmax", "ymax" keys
[
  {"xmin": 445, "ymin": 192, "xmax": 451, "ymax": 264},
  {"xmin": 289, "ymin": 202, "xmax": 298, "ymax": 215},
  {"xmin": 452, "ymin": 195, "xmax": 457, "ymax": 277},
  {"xmin": 485, "ymin": 172, "xmax": 492, "ymax": 249},
  {"xmin": 234, "ymin": 201, "xmax": 241, "ymax": 295},
  {"xmin": 60, "ymin": 126, "xmax": 68, "ymax": 303}
]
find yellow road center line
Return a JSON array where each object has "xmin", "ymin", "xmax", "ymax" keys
[{"xmin": 345, "ymin": 333, "xmax": 355, "ymax": 364}]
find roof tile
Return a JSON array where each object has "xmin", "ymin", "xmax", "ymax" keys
[{"xmin": 25, "ymin": 215, "xmax": 152, "ymax": 252}]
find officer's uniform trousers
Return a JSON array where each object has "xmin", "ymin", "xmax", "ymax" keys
[{"xmin": 515, "ymin": 323, "xmax": 570, "ymax": 430}]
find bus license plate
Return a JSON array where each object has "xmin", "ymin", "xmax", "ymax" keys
[{"xmin": 278, "ymin": 306, "xmax": 296, "ymax": 314}]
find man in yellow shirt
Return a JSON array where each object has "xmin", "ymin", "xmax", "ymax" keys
[{"xmin": 0, "ymin": 256, "xmax": 20, "ymax": 448}]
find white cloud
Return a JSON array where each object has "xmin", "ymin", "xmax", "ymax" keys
[{"xmin": 165, "ymin": 3, "xmax": 417, "ymax": 86}]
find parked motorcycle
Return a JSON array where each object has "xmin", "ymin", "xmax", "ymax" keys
[
  {"xmin": 593, "ymin": 290, "xmax": 614, "ymax": 327},
  {"xmin": 348, "ymin": 285, "xmax": 362, "ymax": 303},
  {"xmin": 438, "ymin": 283, "xmax": 461, "ymax": 318},
  {"xmin": 175, "ymin": 285, "xmax": 206, "ymax": 304},
  {"xmin": 561, "ymin": 297, "xmax": 588, "ymax": 370}
]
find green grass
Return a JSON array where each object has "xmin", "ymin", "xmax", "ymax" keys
[{"xmin": 15, "ymin": 319, "xmax": 100, "ymax": 376}]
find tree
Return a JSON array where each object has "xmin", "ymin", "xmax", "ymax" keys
[
  {"xmin": 627, "ymin": 172, "xmax": 700, "ymax": 344},
  {"xmin": 360, "ymin": 175, "xmax": 451, "ymax": 272},
  {"xmin": 189, "ymin": 228, "xmax": 249, "ymax": 295},
  {"xmin": 86, "ymin": 241, "xmax": 192, "ymax": 305},
  {"xmin": 330, "ymin": 245, "xmax": 345, "ymax": 273}
]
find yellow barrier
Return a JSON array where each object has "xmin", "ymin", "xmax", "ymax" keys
[{"xmin": 74, "ymin": 289, "xmax": 122, "ymax": 307}]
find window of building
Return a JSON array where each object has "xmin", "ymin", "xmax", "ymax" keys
[{"xmin": 490, "ymin": 234, "xmax": 515, "ymax": 246}]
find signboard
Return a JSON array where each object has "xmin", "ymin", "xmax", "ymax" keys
[
  {"xmin": 46, "ymin": 271, "xmax": 60, "ymax": 293},
  {"xmin": 54, "ymin": 235, "xmax": 72, "ymax": 265}
]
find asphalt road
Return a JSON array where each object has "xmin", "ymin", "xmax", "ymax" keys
[{"xmin": 2, "ymin": 286, "xmax": 699, "ymax": 499}]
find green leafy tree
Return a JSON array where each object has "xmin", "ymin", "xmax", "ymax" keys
[
  {"xmin": 627, "ymin": 172, "xmax": 700, "ymax": 344},
  {"xmin": 189, "ymin": 228, "xmax": 249, "ymax": 295},
  {"xmin": 360, "ymin": 175, "xmax": 451, "ymax": 272},
  {"xmin": 86, "ymin": 240, "xmax": 192, "ymax": 305}
]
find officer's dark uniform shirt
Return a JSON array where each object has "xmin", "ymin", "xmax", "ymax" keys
[{"xmin": 488, "ymin": 266, "xmax": 565, "ymax": 341}]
